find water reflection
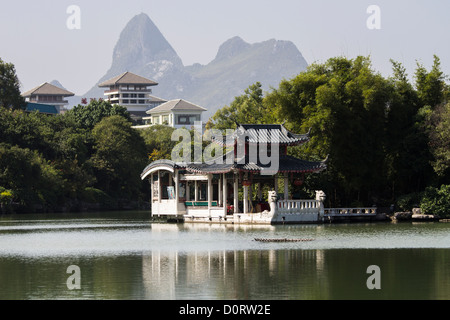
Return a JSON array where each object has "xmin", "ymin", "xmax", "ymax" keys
[
  {"xmin": 140, "ymin": 247, "xmax": 450, "ymax": 300},
  {"xmin": 1, "ymin": 213, "xmax": 450, "ymax": 299},
  {"xmin": 2, "ymin": 246, "xmax": 450, "ymax": 300},
  {"xmin": 141, "ymin": 248, "xmax": 331, "ymax": 300}
]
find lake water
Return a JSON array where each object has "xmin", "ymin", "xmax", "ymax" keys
[{"xmin": 1, "ymin": 211, "xmax": 450, "ymax": 300}]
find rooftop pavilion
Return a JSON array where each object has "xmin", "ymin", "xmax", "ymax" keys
[{"xmin": 22, "ymin": 82, "xmax": 75, "ymax": 113}]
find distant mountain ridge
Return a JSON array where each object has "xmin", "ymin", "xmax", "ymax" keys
[{"xmin": 84, "ymin": 13, "xmax": 308, "ymax": 119}]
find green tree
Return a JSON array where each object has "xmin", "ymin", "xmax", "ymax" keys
[
  {"xmin": 415, "ymin": 55, "xmax": 448, "ymax": 109},
  {"xmin": 208, "ymin": 82, "xmax": 272, "ymax": 130},
  {"xmin": 66, "ymin": 99, "xmax": 131, "ymax": 130},
  {"xmin": 140, "ymin": 125, "xmax": 177, "ymax": 161},
  {"xmin": 265, "ymin": 56, "xmax": 392, "ymax": 206},
  {"xmin": 0, "ymin": 58, "xmax": 26, "ymax": 110},
  {"xmin": 265, "ymin": 64, "xmax": 328, "ymax": 142},
  {"xmin": 0, "ymin": 144, "xmax": 64, "ymax": 210},
  {"xmin": 385, "ymin": 60, "xmax": 434, "ymax": 197},
  {"xmin": 420, "ymin": 184, "xmax": 450, "ymax": 218},
  {"xmin": 0, "ymin": 107, "xmax": 96, "ymax": 200},
  {"xmin": 208, "ymin": 55, "xmax": 450, "ymax": 207},
  {"xmin": 409, "ymin": 55, "xmax": 449, "ymax": 189},
  {"xmin": 0, "ymin": 107, "xmax": 53, "ymax": 154},
  {"xmin": 91, "ymin": 116, "xmax": 148, "ymax": 200},
  {"xmin": 426, "ymin": 102, "xmax": 450, "ymax": 180},
  {"xmin": 0, "ymin": 107, "xmax": 93, "ymax": 162}
]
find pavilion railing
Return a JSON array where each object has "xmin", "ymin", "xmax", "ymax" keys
[{"xmin": 277, "ymin": 200, "xmax": 322, "ymax": 215}]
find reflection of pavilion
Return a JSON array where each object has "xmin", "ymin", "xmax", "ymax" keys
[
  {"xmin": 140, "ymin": 123, "xmax": 328, "ymax": 224},
  {"xmin": 141, "ymin": 248, "xmax": 328, "ymax": 300}
]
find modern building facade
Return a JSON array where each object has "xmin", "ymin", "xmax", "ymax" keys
[
  {"xmin": 143, "ymin": 99, "xmax": 207, "ymax": 129},
  {"xmin": 21, "ymin": 82, "xmax": 75, "ymax": 113},
  {"xmin": 98, "ymin": 71, "xmax": 159, "ymax": 122}
]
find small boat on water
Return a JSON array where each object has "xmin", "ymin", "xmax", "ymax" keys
[{"xmin": 254, "ymin": 238, "xmax": 315, "ymax": 243}]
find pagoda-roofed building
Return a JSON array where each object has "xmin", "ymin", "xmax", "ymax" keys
[
  {"xmin": 99, "ymin": 71, "xmax": 159, "ymax": 123},
  {"xmin": 141, "ymin": 123, "xmax": 328, "ymax": 224},
  {"xmin": 22, "ymin": 82, "xmax": 75, "ymax": 113}
]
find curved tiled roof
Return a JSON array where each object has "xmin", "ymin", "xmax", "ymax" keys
[
  {"xmin": 236, "ymin": 155, "xmax": 327, "ymax": 174},
  {"xmin": 140, "ymin": 124, "xmax": 327, "ymax": 178},
  {"xmin": 141, "ymin": 155, "xmax": 327, "ymax": 177},
  {"xmin": 213, "ymin": 124, "xmax": 311, "ymax": 147}
]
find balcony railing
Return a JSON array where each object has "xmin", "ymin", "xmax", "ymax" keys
[
  {"xmin": 104, "ymin": 89, "xmax": 152, "ymax": 94},
  {"xmin": 29, "ymin": 99, "xmax": 68, "ymax": 104},
  {"xmin": 107, "ymin": 99, "xmax": 151, "ymax": 105}
]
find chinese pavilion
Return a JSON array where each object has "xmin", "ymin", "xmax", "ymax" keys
[{"xmin": 140, "ymin": 123, "xmax": 328, "ymax": 224}]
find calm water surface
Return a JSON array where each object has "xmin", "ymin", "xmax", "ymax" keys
[{"xmin": 1, "ymin": 211, "xmax": 450, "ymax": 300}]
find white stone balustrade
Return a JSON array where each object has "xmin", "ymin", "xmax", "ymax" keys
[{"xmin": 277, "ymin": 200, "xmax": 321, "ymax": 215}]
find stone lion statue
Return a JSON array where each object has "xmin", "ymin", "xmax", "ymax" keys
[
  {"xmin": 260, "ymin": 190, "xmax": 278, "ymax": 217},
  {"xmin": 268, "ymin": 190, "xmax": 278, "ymax": 203},
  {"xmin": 315, "ymin": 190, "xmax": 326, "ymax": 202}
]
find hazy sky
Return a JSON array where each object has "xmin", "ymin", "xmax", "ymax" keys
[{"xmin": 1, "ymin": 0, "xmax": 449, "ymax": 95}]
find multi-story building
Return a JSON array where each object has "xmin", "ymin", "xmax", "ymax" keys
[
  {"xmin": 98, "ymin": 71, "xmax": 160, "ymax": 122},
  {"xmin": 143, "ymin": 99, "xmax": 207, "ymax": 129},
  {"xmin": 21, "ymin": 82, "xmax": 75, "ymax": 113}
]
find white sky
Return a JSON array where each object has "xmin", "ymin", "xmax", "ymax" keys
[{"xmin": 1, "ymin": 0, "xmax": 449, "ymax": 95}]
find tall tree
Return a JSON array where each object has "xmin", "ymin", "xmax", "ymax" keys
[
  {"xmin": 415, "ymin": 55, "xmax": 447, "ymax": 108},
  {"xmin": 266, "ymin": 56, "xmax": 392, "ymax": 205},
  {"xmin": 207, "ymin": 82, "xmax": 272, "ymax": 130},
  {"xmin": 385, "ymin": 60, "xmax": 433, "ymax": 197},
  {"xmin": 91, "ymin": 116, "xmax": 147, "ymax": 200},
  {"xmin": 0, "ymin": 58, "xmax": 26, "ymax": 110},
  {"xmin": 411, "ymin": 55, "xmax": 449, "ymax": 189},
  {"xmin": 265, "ymin": 65, "xmax": 328, "ymax": 145},
  {"xmin": 427, "ymin": 102, "xmax": 450, "ymax": 181}
]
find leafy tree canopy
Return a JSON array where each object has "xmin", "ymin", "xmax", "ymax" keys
[
  {"xmin": 91, "ymin": 115, "xmax": 147, "ymax": 199},
  {"xmin": 209, "ymin": 55, "xmax": 449, "ymax": 207},
  {"xmin": 207, "ymin": 82, "xmax": 274, "ymax": 130},
  {"xmin": 0, "ymin": 58, "xmax": 26, "ymax": 110},
  {"xmin": 66, "ymin": 99, "xmax": 131, "ymax": 130}
]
